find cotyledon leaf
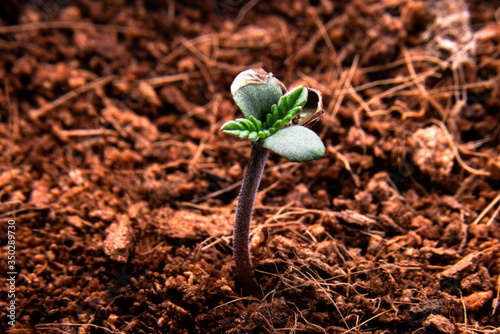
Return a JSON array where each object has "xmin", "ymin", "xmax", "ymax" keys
[{"xmin": 260, "ymin": 125, "xmax": 325, "ymax": 162}]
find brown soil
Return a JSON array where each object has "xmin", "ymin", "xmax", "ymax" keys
[{"xmin": 1, "ymin": 0, "xmax": 500, "ymax": 333}]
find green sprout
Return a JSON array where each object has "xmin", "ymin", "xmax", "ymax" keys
[{"xmin": 221, "ymin": 68, "xmax": 325, "ymax": 295}]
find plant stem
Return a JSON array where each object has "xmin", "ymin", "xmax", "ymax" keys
[{"xmin": 233, "ymin": 142, "xmax": 269, "ymax": 296}]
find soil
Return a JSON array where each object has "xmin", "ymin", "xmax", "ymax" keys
[{"xmin": 1, "ymin": 0, "xmax": 500, "ymax": 333}]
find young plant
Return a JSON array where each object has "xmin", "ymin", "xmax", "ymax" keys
[{"xmin": 221, "ymin": 68, "xmax": 325, "ymax": 295}]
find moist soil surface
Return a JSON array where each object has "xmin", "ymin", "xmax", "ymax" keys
[{"xmin": 1, "ymin": 1, "xmax": 500, "ymax": 333}]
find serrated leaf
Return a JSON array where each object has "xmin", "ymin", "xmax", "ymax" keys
[
  {"xmin": 222, "ymin": 130, "xmax": 246, "ymax": 139},
  {"xmin": 221, "ymin": 119, "xmax": 246, "ymax": 131},
  {"xmin": 260, "ymin": 126, "xmax": 325, "ymax": 162},
  {"xmin": 222, "ymin": 116, "xmax": 262, "ymax": 131},
  {"xmin": 240, "ymin": 118, "xmax": 257, "ymax": 132},
  {"xmin": 249, "ymin": 115, "xmax": 263, "ymax": 130},
  {"xmin": 263, "ymin": 86, "xmax": 308, "ymax": 130},
  {"xmin": 221, "ymin": 116, "xmax": 265, "ymax": 142},
  {"xmin": 248, "ymin": 132, "xmax": 259, "ymax": 141}
]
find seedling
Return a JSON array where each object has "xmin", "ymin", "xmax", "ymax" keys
[{"xmin": 221, "ymin": 68, "xmax": 325, "ymax": 295}]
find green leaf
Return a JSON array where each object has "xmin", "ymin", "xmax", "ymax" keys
[
  {"xmin": 260, "ymin": 126, "xmax": 325, "ymax": 162},
  {"xmin": 231, "ymin": 69, "xmax": 284, "ymax": 122},
  {"xmin": 263, "ymin": 86, "xmax": 308, "ymax": 130},
  {"xmin": 224, "ymin": 69, "xmax": 324, "ymax": 152},
  {"xmin": 221, "ymin": 116, "xmax": 265, "ymax": 142}
]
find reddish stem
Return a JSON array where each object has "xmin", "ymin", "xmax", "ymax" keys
[{"xmin": 233, "ymin": 142, "xmax": 269, "ymax": 296}]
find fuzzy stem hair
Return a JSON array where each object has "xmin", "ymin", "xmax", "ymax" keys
[{"xmin": 232, "ymin": 142, "xmax": 268, "ymax": 296}]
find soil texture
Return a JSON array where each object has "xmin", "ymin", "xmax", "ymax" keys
[{"xmin": 1, "ymin": 0, "xmax": 500, "ymax": 333}]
